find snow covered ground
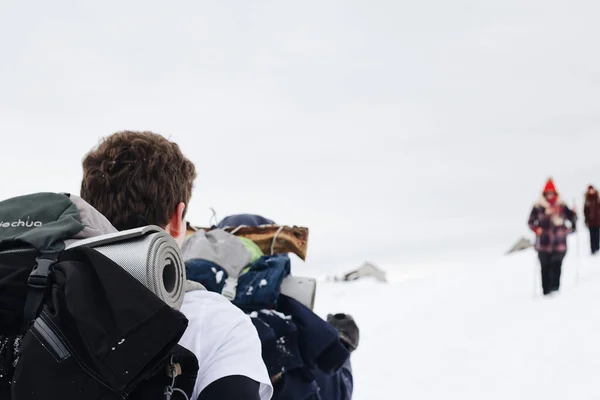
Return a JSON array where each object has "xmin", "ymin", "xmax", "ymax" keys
[{"xmin": 313, "ymin": 234, "xmax": 600, "ymax": 399}]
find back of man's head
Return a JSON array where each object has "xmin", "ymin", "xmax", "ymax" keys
[{"xmin": 81, "ymin": 131, "xmax": 196, "ymax": 233}]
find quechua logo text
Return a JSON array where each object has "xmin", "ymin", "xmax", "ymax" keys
[{"xmin": 0, "ymin": 218, "xmax": 43, "ymax": 228}]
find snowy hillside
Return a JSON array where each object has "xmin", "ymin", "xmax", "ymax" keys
[{"xmin": 314, "ymin": 234, "xmax": 600, "ymax": 399}]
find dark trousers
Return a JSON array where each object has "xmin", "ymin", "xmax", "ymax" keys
[
  {"xmin": 590, "ymin": 227, "xmax": 600, "ymax": 254},
  {"xmin": 538, "ymin": 251, "xmax": 566, "ymax": 295}
]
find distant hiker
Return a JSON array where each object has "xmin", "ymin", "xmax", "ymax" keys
[
  {"xmin": 584, "ymin": 185, "xmax": 600, "ymax": 255},
  {"xmin": 528, "ymin": 178, "xmax": 577, "ymax": 296}
]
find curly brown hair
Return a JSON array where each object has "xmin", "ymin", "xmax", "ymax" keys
[{"xmin": 80, "ymin": 131, "xmax": 197, "ymax": 231}]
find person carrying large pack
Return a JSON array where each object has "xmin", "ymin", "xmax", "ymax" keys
[
  {"xmin": 185, "ymin": 213, "xmax": 360, "ymax": 400},
  {"xmin": 0, "ymin": 192, "xmax": 197, "ymax": 399}
]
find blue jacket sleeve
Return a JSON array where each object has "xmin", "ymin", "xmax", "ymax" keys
[{"xmin": 313, "ymin": 359, "xmax": 353, "ymax": 400}]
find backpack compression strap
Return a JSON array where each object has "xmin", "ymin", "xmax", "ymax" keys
[{"xmin": 21, "ymin": 254, "xmax": 59, "ymax": 332}]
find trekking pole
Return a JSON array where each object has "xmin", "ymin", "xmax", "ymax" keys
[
  {"xmin": 533, "ymin": 255, "xmax": 539, "ymax": 298},
  {"xmin": 532, "ymin": 238, "xmax": 539, "ymax": 298},
  {"xmin": 573, "ymin": 197, "xmax": 581, "ymax": 285}
]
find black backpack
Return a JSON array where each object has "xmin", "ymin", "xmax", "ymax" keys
[{"xmin": 0, "ymin": 192, "xmax": 197, "ymax": 400}]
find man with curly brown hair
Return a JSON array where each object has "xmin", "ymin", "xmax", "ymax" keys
[{"xmin": 81, "ymin": 131, "xmax": 273, "ymax": 400}]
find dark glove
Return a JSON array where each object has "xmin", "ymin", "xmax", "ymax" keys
[{"xmin": 327, "ymin": 313, "xmax": 360, "ymax": 352}]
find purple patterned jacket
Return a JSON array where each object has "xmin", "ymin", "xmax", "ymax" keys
[{"xmin": 528, "ymin": 196, "xmax": 577, "ymax": 253}]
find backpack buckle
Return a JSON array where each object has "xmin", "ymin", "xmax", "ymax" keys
[
  {"xmin": 28, "ymin": 257, "xmax": 58, "ymax": 289},
  {"xmin": 221, "ymin": 277, "xmax": 238, "ymax": 301}
]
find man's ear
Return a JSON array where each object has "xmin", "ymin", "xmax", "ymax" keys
[{"xmin": 165, "ymin": 202, "xmax": 186, "ymax": 244}]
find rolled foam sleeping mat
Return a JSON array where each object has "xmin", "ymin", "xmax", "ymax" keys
[{"xmin": 66, "ymin": 226, "xmax": 185, "ymax": 310}]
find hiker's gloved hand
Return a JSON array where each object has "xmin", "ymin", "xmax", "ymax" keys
[
  {"xmin": 327, "ymin": 313, "xmax": 360, "ymax": 353},
  {"xmin": 535, "ymin": 227, "xmax": 543, "ymax": 237}
]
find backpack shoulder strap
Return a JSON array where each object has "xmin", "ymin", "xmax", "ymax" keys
[{"xmin": 21, "ymin": 253, "xmax": 59, "ymax": 332}]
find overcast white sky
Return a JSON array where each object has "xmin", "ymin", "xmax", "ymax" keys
[{"xmin": 1, "ymin": 0, "xmax": 600, "ymax": 273}]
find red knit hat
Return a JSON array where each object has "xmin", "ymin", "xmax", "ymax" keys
[{"xmin": 543, "ymin": 177, "xmax": 557, "ymax": 193}]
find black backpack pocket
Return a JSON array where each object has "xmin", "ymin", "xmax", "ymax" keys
[{"xmin": 11, "ymin": 315, "xmax": 121, "ymax": 400}]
